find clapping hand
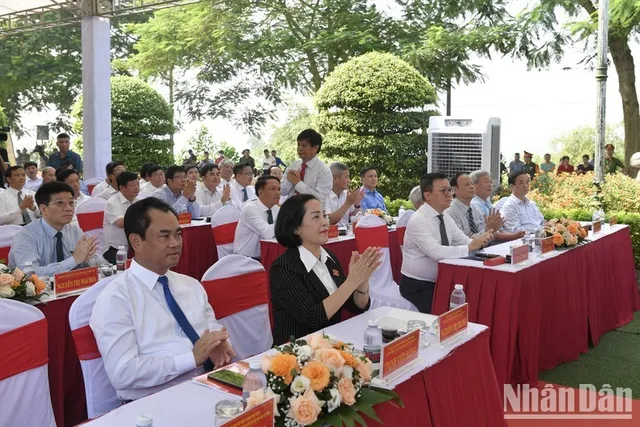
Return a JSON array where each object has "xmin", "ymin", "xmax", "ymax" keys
[
  {"xmin": 72, "ymin": 235, "xmax": 98, "ymax": 264},
  {"xmin": 183, "ymin": 180, "xmax": 197, "ymax": 200},
  {"xmin": 484, "ymin": 209, "xmax": 504, "ymax": 233},
  {"xmin": 192, "ymin": 329, "xmax": 229, "ymax": 367},
  {"xmin": 221, "ymin": 184, "xmax": 231, "ymax": 204},
  {"xmin": 19, "ymin": 195, "xmax": 35, "ymax": 211},
  {"xmin": 469, "ymin": 231, "xmax": 493, "ymax": 251},
  {"xmin": 286, "ymin": 169, "xmax": 302, "ymax": 185},
  {"xmin": 346, "ymin": 187, "xmax": 364, "ymax": 206},
  {"xmin": 347, "ymin": 247, "xmax": 382, "ymax": 289},
  {"xmin": 207, "ymin": 327, "xmax": 236, "ymax": 367}
]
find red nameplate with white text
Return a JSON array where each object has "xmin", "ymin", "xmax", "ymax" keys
[
  {"xmin": 328, "ymin": 224, "xmax": 339, "ymax": 239},
  {"xmin": 222, "ymin": 397, "xmax": 275, "ymax": 427},
  {"xmin": 55, "ymin": 266, "xmax": 99, "ymax": 297},
  {"xmin": 439, "ymin": 303, "xmax": 469, "ymax": 344},
  {"xmin": 380, "ymin": 329, "xmax": 420, "ymax": 379},
  {"xmin": 510, "ymin": 244, "xmax": 529, "ymax": 265},
  {"xmin": 178, "ymin": 213, "xmax": 192, "ymax": 225},
  {"xmin": 593, "ymin": 220, "xmax": 602, "ymax": 233},
  {"xmin": 541, "ymin": 236, "xmax": 555, "ymax": 255}
]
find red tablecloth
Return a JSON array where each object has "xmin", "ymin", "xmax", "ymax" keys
[
  {"xmin": 37, "ymin": 296, "xmax": 87, "ymax": 427},
  {"xmin": 174, "ymin": 223, "xmax": 218, "ymax": 280},
  {"xmin": 433, "ymin": 227, "xmax": 639, "ymax": 388},
  {"xmin": 260, "ymin": 231, "xmax": 403, "ymax": 283}
]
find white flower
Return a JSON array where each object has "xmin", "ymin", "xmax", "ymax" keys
[
  {"xmin": 290, "ymin": 375, "xmax": 311, "ymax": 394},
  {"xmin": 342, "ymin": 366, "xmax": 353, "ymax": 379},
  {"xmin": 327, "ymin": 387, "xmax": 342, "ymax": 413},
  {"xmin": 0, "ymin": 263, "xmax": 7, "ymax": 272},
  {"xmin": 0, "ymin": 285, "xmax": 15, "ymax": 298},
  {"xmin": 295, "ymin": 345, "xmax": 312, "ymax": 360},
  {"xmin": 25, "ymin": 281, "xmax": 36, "ymax": 297}
]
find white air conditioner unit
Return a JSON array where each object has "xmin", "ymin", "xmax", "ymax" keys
[{"xmin": 427, "ymin": 117, "xmax": 501, "ymax": 192}]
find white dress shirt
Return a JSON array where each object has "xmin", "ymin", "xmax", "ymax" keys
[
  {"xmin": 233, "ymin": 199, "xmax": 280, "ymax": 258},
  {"xmin": 195, "ymin": 182, "xmax": 228, "ymax": 216},
  {"xmin": 24, "ymin": 177, "xmax": 43, "ymax": 192},
  {"xmin": 324, "ymin": 190, "xmax": 357, "ymax": 228},
  {"xmin": 91, "ymin": 179, "xmax": 109, "ymax": 196},
  {"xmin": 298, "ymin": 245, "xmax": 337, "ymax": 295},
  {"xmin": 138, "ymin": 183, "xmax": 163, "ymax": 199},
  {"xmin": 90, "ymin": 259, "xmax": 223, "ymax": 401},
  {"xmin": 229, "ymin": 180, "xmax": 255, "ymax": 211},
  {"xmin": 103, "ymin": 192, "xmax": 136, "ymax": 250},
  {"xmin": 444, "ymin": 198, "xmax": 485, "ymax": 237},
  {"xmin": 280, "ymin": 156, "xmax": 332, "ymax": 205},
  {"xmin": 501, "ymin": 194, "xmax": 545, "ymax": 233},
  {"xmin": 0, "ymin": 187, "xmax": 39, "ymax": 225},
  {"xmin": 401, "ymin": 203, "xmax": 471, "ymax": 282},
  {"xmin": 139, "ymin": 178, "xmax": 148, "ymax": 187},
  {"xmin": 262, "ymin": 155, "xmax": 276, "ymax": 169},
  {"xmin": 95, "ymin": 185, "xmax": 118, "ymax": 201},
  {"xmin": 471, "ymin": 195, "xmax": 493, "ymax": 217}
]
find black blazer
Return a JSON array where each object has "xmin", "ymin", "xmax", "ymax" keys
[{"xmin": 269, "ymin": 247, "xmax": 368, "ymax": 345}]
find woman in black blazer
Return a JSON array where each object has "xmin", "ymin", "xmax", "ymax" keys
[{"xmin": 270, "ymin": 194, "xmax": 381, "ymax": 345}]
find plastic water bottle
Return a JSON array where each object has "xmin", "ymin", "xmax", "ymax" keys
[
  {"xmin": 242, "ymin": 361, "xmax": 267, "ymax": 408},
  {"xmin": 23, "ymin": 262, "xmax": 34, "ymax": 279},
  {"xmin": 116, "ymin": 246, "xmax": 127, "ymax": 272},
  {"xmin": 449, "ymin": 284, "xmax": 466, "ymax": 310},
  {"xmin": 534, "ymin": 227, "xmax": 546, "ymax": 253},
  {"xmin": 363, "ymin": 319, "xmax": 383, "ymax": 371}
]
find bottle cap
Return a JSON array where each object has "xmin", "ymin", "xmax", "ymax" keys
[
  {"xmin": 136, "ymin": 414, "xmax": 153, "ymax": 426},
  {"xmin": 368, "ymin": 319, "xmax": 379, "ymax": 327},
  {"xmin": 118, "ymin": 245, "xmax": 125, "ymax": 250},
  {"xmin": 454, "ymin": 284, "xmax": 463, "ymax": 290},
  {"xmin": 249, "ymin": 361, "xmax": 261, "ymax": 370}
]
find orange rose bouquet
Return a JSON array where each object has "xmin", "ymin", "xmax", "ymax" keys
[
  {"xmin": 544, "ymin": 219, "xmax": 587, "ymax": 248},
  {"xmin": 249, "ymin": 332, "xmax": 402, "ymax": 426},
  {"xmin": 365, "ymin": 209, "xmax": 393, "ymax": 225},
  {"xmin": 0, "ymin": 262, "xmax": 47, "ymax": 303}
]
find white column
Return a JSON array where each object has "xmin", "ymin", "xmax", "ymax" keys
[{"xmin": 81, "ymin": 16, "xmax": 111, "ymax": 179}]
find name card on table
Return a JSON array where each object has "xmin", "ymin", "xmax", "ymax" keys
[
  {"xmin": 54, "ymin": 266, "xmax": 99, "ymax": 297},
  {"xmin": 609, "ymin": 216, "xmax": 618, "ymax": 226},
  {"xmin": 328, "ymin": 224, "xmax": 339, "ymax": 239},
  {"xmin": 222, "ymin": 397, "xmax": 275, "ymax": 427},
  {"xmin": 541, "ymin": 236, "xmax": 555, "ymax": 255},
  {"xmin": 178, "ymin": 213, "xmax": 192, "ymax": 225},
  {"xmin": 380, "ymin": 329, "xmax": 420, "ymax": 380},
  {"xmin": 592, "ymin": 220, "xmax": 602, "ymax": 234},
  {"xmin": 510, "ymin": 244, "xmax": 529, "ymax": 265},
  {"xmin": 438, "ymin": 303, "xmax": 469, "ymax": 345}
]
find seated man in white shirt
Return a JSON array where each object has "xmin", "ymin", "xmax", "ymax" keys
[
  {"xmin": 445, "ymin": 173, "xmax": 503, "ymax": 238},
  {"xmin": 138, "ymin": 165, "xmax": 165, "ymax": 199},
  {"xmin": 195, "ymin": 164, "xmax": 231, "ymax": 216},
  {"xmin": 57, "ymin": 168, "xmax": 91, "ymax": 227},
  {"xmin": 408, "ymin": 186, "xmax": 423, "ymax": 210},
  {"xmin": 400, "ymin": 173, "xmax": 492, "ymax": 313},
  {"xmin": 42, "ymin": 166, "xmax": 56, "ymax": 185},
  {"xmin": 0, "ymin": 165, "xmax": 39, "ymax": 225},
  {"xmin": 230, "ymin": 163, "xmax": 256, "ymax": 209},
  {"xmin": 218, "ymin": 159, "xmax": 234, "ymax": 189},
  {"xmin": 24, "ymin": 161, "xmax": 42, "ymax": 192},
  {"xmin": 103, "ymin": 171, "xmax": 140, "ymax": 264},
  {"xmin": 234, "ymin": 176, "xmax": 281, "ymax": 259},
  {"xmin": 9, "ymin": 181, "xmax": 104, "ymax": 276},
  {"xmin": 90, "ymin": 197, "xmax": 235, "ymax": 402},
  {"xmin": 138, "ymin": 162, "xmax": 156, "ymax": 188},
  {"xmin": 90, "ymin": 162, "xmax": 115, "ymax": 196},
  {"xmin": 95, "ymin": 161, "xmax": 126, "ymax": 201},
  {"xmin": 501, "ymin": 171, "xmax": 545, "ymax": 234},
  {"xmin": 325, "ymin": 162, "xmax": 364, "ymax": 228},
  {"xmin": 185, "ymin": 164, "xmax": 200, "ymax": 183},
  {"xmin": 280, "ymin": 129, "xmax": 332, "ymax": 205},
  {"xmin": 269, "ymin": 165, "xmax": 283, "ymax": 181}
]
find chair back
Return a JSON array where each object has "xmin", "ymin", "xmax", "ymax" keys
[
  {"xmin": 76, "ymin": 198, "xmax": 107, "ymax": 253},
  {"xmin": 395, "ymin": 210, "xmax": 415, "ymax": 247},
  {"xmin": 84, "ymin": 177, "xmax": 104, "ymax": 196},
  {"xmin": 201, "ymin": 255, "xmax": 272, "ymax": 359},
  {"xmin": 0, "ymin": 299, "xmax": 55, "ymax": 427},
  {"xmin": 0, "ymin": 225, "xmax": 23, "ymax": 263},
  {"xmin": 69, "ymin": 276, "xmax": 119, "ymax": 419},
  {"xmin": 493, "ymin": 197, "xmax": 508, "ymax": 213},
  {"xmin": 211, "ymin": 206, "xmax": 241, "ymax": 258}
]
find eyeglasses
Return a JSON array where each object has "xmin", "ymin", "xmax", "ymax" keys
[
  {"xmin": 49, "ymin": 200, "xmax": 77, "ymax": 208},
  {"xmin": 435, "ymin": 188, "xmax": 454, "ymax": 196},
  {"xmin": 238, "ymin": 172, "xmax": 254, "ymax": 176},
  {"xmin": 171, "ymin": 174, "xmax": 187, "ymax": 180}
]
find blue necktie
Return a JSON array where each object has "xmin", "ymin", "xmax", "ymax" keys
[
  {"xmin": 159, "ymin": 275, "xmax": 214, "ymax": 372},
  {"xmin": 54, "ymin": 232, "xmax": 64, "ymax": 262},
  {"xmin": 242, "ymin": 188, "xmax": 248, "ymax": 202}
]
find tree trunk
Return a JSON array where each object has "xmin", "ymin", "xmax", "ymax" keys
[
  {"xmin": 168, "ymin": 67, "xmax": 175, "ymax": 155},
  {"xmin": 446, "ymin": 76, "xmax": 452, "ymax": 116},
  {"xmin": 609, "ymin": 35, "xmax": 640, "ymax": 176}
]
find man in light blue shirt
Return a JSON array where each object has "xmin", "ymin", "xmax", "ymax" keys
[
  {"xmin": 9, "ymin": 182, "xmax": 105, "ymax": 276},
  {"xmin": 152, "ymin": 165, "xmax": 201, "ymax": 217},
  {"xmin": 359, "ymin": 166, "xmax": 387, "ymax": 211},
  {"xmin": 501, "ymin": 171, "xmax": 545, "ymax": 234}
]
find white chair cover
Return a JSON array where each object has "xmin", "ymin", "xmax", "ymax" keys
[
  {"xmin": 201, "ymin": 255, "xmax": 273, "ymax": 359},
  {"xmin": 395, "ymin": 209, "xmax": 415, "ymax": 249},
  {"xmin": 494, "ymin": 196, "xmax": 508, "ymax": 212},
  {"xmin": 356, "ymin": 215, "xmax": 418, "ymax": 312},
  {"xmin": 69, "ymin": 276, "xmax": 119, "ymax": 419},
  {"xmin": 211, "ymin": 206, "xmax": 241, "ymax": 258},
  {"xmin": 0, "ymin": 225, "xmax": 23, "ymax": 263},
  {"xmin": 75, "ymin": 197, "xmax": 107, "ymax": 253},
  {"xmin": 0, "ymin": 299, "xmax": 56, "ymax": 427}
]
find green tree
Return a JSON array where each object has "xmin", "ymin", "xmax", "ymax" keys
[
  {"xmin": 550, "ymin": 124, "xmax": 625, "ymax": 164},
  {"xmin": 72, "ymin": 76, "xmax": 175, "ymax": 172},
  {"xmin": 268, "ymin": 105, "xmax": 315, "ymax": 165},
  {"xmin": 315, "ymin": 52, "xmax": 438, "ymax": 200},
  {"xmin": 176, "ymin": 124, "xmax": 240, "ymax": 164},
  {"xmin": 0, "ymin": 106, "xmax": 7, "ymax": 127}
]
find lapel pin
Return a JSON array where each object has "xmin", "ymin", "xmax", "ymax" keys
[{"xmin": 332, "ymin": 269, "xmax": 340, "ymax": 277}]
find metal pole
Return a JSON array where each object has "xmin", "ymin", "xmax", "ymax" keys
[{"xmin": 594, "ymin": 0, "xmax": 609, "ymax": 182}]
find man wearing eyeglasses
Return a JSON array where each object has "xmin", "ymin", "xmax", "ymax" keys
[
  {"xmin": 400, "ymin": 173, "xmax": 492, "ymax": 313},
  {"xmin": 229, "ymin": 163, "xmax": 256, "ymax": 210},
  {"xmin": 9, "ymin": 181, "xmax": 105, "ymax": 276},
  {"xmin": 152, "ymin": 165, "xmax": 201, "ymax": 217}
]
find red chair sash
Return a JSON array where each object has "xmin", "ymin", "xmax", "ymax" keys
[
  {"xmin": 355, "ymin": 225, "xmax": 390, "ymax": 253},
  {"xmin": 212, "ymin": 222, "xmax": 238, "ymax": 245},
  {"xmin": 0, "ymin": 318, "xmax": 48, "ymax": 381},
  {"xmin": 202, "ymin": 271, "xmax": 269, "ymax": 319},
  {"xmin": 77, "ymin": 211, "xmax": 104, "ymax": 232},
  {"xmin": 87, "ymin": 184, "xmax": 97, "ymax": 194},
  {"xmin": 397, "ymin": 226, "xmax": 407, "ymax": 246},
  {"xmin": 71, "ymin": 325, "xmax": 101, "ymax": 361},
  {"xmin": 0, "ymin": 246, "xmax": 9, "ymax": 264}
]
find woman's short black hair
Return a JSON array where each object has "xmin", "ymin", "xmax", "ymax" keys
[{"xmin": 275, "ymin": 194, "xmax": 317, "ymax": 248}]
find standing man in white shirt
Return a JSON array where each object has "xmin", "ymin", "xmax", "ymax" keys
[
  {"xmin": 234, "ymin": 175, "xmax": 281, "ymax": 259},
  {"xmin": 95, "ymin": 161, "xmax": 126, "ymax": 201},
  {"xmin": 103, "ymin": 171, "xmax": 140, "ymax": 263},
  {"xmin": 501, "ymin": 171, "xmax": 545, "ymax": 234},
  {"xmin": 400, "ymin": 173, "xmax": 492, "ymax": 313},
  {"xmin": 57, "ymin": 168, "xmax": 91, "ymax": 227},
  {"xmin": 195, "ymin": 164, "xmax": 231, "ymax": 216},
  {"xmin": 280, "ymin": 129, "xmax": 332, "ymax": 205},
  {"xmin": 229, "ymin": 163, "xmax": 256, "ymax": 210},
  {"xmin": 153, "ymin": 166, "xmax": 201, "ymax": 217},
  {"xmin": 91, "ymin": 197, "xmax": 235, "ymax": 402},
  {"xmin": 0, "ymin": 166, "xmax": 39, "ymax": 225},
  {"xmin": 138, "ymin": 165, "xmax": 165, "ymax": 199},
  {"xmin": 262, "ymin": 149, "xmax": 276, "ymax": 175},
  {"xmin": 325, "ymin": 162, "xmax": 364, "ymax": 228},
  {"xmin": 24, "ymin": 161, "xmax": 42, "ymax": 192},
  {"xmin": 445, "ymin": 173, "xmax": 503, "ymax": 238}
]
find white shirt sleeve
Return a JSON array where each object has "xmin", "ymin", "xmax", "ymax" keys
[
  {"xmin": 104, "ymin": 198, "xmax": 124, "ymax": 226},
  {"xmin": 293, "ymin": 165, "xmax": 333, "ymax": 203},
  {"xmin": 0, "ymin": 192, "xmax": 21, "ymax": 225},
  {"xmin": 501, "ymin": 201, "xmax": 522, "ymax": 233},
  {"xmin": 243, "ymin": 203, "xmax": 275, "ymax": 239},
  {"xmin": 409, "ymin": 217, "xmax": 469, "ymax": 261}
]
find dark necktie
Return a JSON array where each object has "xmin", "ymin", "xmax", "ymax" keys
[
  {"xmin": 467, "ymin": 207, "xmax": 479, "ymax": 234},
  {"xmin": 54, "ymin": 231, "xmax": 64, "ymax": 262},
  {"xmin": 437, "ymin": 214, "xmax": 449, "ymax": 246},
  {"xmin": 17, "ymin": 191, "xmax": 31, "ymax": 224},
  {"xmin": 242, "ymin": 188, "xmax": 248, "ymax": 202},
  {"xmin": 266, "ymin": 209, "xmax": 273, "ymax": 225},
  {"xmin": 159, "ymin": 276, "xmax": 214, "ymax": 372}
]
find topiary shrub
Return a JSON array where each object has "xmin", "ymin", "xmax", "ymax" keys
[
  {"xmin": 315, "ymin": 52, "xmax": 439, "ymax": 201},
  {"xmin": 72, "ymin": 76, "xmax": 174, "ymax": 172}
]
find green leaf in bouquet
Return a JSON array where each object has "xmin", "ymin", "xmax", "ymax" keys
[
  {"xmin": 339, "ymin": 411, "xmax": 356, "ymax": 427},
  {"xmin": 317, "ymin": 411, "xmax": 341, "ymax": 427},
  {"xmin": 350, "ymin": 410, "xmax": 367, "ymax": 426},
  {"xmin": 357, "ymin": 388, "xmax": 394, "ymax": 406},
  {"xmin": 355, "ymin": 404, "xmax": 382, "ymax": 423},
  {"xmin": 368, "ymin": 387, "xmax": 404, "ymax": 408}
]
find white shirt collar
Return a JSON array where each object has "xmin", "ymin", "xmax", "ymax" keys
[
  {"xmin": 298, "ymin": 245, "xmax": 332, "ymax": 273},
  {"xmin": 6, "ymin": 186, "xmax": 21, "ymax": 195},
  {"xmin": 303, "ymin": 156, "xmax": 320, "ymax": 168},
  {"xmin": 418, "ymin": 202, "xmax": 442, "ymax": 219},
  {"xmin": 199, "ymin": 181, "xmax": 218, "ymax": 195},
  {"xmin": 129, "ymin": 259, "xmax": 164, "ymax": 291},
  {"xmin": 509, "ymin": 193, "xmax": 529, "ymax": 205}
]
